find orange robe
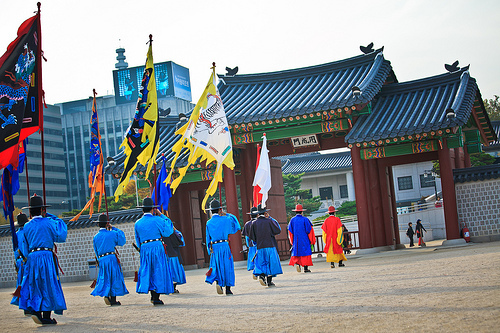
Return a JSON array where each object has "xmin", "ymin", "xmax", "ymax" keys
[{"xmin": 321, "ymin": 216, "xmax": 346, "ymax": 263}]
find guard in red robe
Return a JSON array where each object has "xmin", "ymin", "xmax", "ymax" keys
[
  {"xmin": 287, "ymin": 204, "xmax": 315, "ymax": 273},
  {"xmin": 321, "ymin": 206, "xmax": 346, "ymax": 268}
]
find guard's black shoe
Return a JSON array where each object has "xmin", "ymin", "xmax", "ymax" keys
[
  {"xmin": 104, "ymin": 297, "xmax": 111, "ymax": 305},
  {"xmin": 173, "ymin": 288, "xmax": 180, "ymax": 294},
  {"xmin": 331, "ymin": 263, "xmax": 335, "ymax": 268},
  {"xmin": 31, "ymin": 312, "xmax": 43, "ymax": 325},
  {"xmin": 153, "ymin": 299, "xmax": 164, "ymax": 306},
  {"xmin": 225, "ymin": 287, "xmax": 233, "ymax": 295},
  {"xmin": 304, "ymin": 268, "xmax": 312, "ymax": 273},
  {"xmin": 252, "ymin": 274, "xmax": 258, "ymax": 280},
  {"xmin": 259, "ymin": 275, "xmax": 267, "ymax": 286},
  {"xmin": 110, "ymin": 301, "xmax": 121, "ymax": 306},
  {"xmin": 24, "ymin": 310, "xmax": 31, "ymax": 317},
  {"xmin": 267, "ymin": 281, "xmax": 276, "ymax": 287},
  {"xmin": 339, "ymin": 263, "xmax": 345, "ymax": 267},
  {"xmin": 216, "ymin": 283, "xmax": 223, "ymax": 295},
  {"xmin": 295, "ymin": 265, "xmax": 301, "ymax": 272}
]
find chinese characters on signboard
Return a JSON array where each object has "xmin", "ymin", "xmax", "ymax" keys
[{"xmin": 291, "ymin": 134, "xmax": 319, "ymax": 148}]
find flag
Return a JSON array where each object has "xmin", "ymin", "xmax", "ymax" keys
[
  {"xmin": 152, "ymin": 155, "xmax": 172, "ymax": 212},
  {"xmin": 0, "ymin": 139, "xmax": 26, "ymax": 251},
  {"xmin": 252, "ymin": 134, "xmax": 271, "ymax": 207},
  {"xmin": 252, "ymin": 143, "xmax": 262, "ymax": 206},
  {"xmin": 70, "ymin": 93, "xmax": 105, "ymax": 221},
  {"xmin": 0, "ymin": 12, "xmax": 42, "ymax": 169},
  {"xmin": 114, "ymin": 41, "xmax": 159, "ymax": 201},
  {"xmin": 166, "ymin": 66, "xmax": 234, "ymax": 211}
]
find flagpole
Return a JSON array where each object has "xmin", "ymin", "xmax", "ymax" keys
[
  {"xmin": 24, "ymin": 142, "xmax": 30, "ymax": 201},
  {"xmin": 94, "ymin": 89, "xmax": 109, "ymax": 219},
  {"xmin": 36, "ymin": 2, "xmax": 47, "ymax": 203}
]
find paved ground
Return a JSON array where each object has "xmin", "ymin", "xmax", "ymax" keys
[{"xmin": 1, "ymin": 240, "xmax": 499, "ymax": 332}]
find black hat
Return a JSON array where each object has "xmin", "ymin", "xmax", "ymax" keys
[
  {"xmin": 16, "ymin": 213, "xmax": 28, "ymax": 227},
  {"xmin": 205, "ymin": 199, "xmax": 222, "ymax": 211},
  {"xmin": 93, "ymin": 213, "xmax": 109, "ymax": 223},
  {"xmin": 246, "ymin": 206, "xmax": 258, "ymax": 216},
  {"xmin": 137, "ymin": 197, "xmax": 158, "ymax": 209},
  {"xmin": 256, "ymin": 204, "xmax": 270, "ymax": 215},
  {"xmin": 22, "ymin": 194, "xmax": 51, "ymax": 209}
]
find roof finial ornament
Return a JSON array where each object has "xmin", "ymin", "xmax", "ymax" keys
[
  {"xmin": 445, "ymin": 60, "xmax": 460, "ymax": 73},
  {"xmin": 225, "ymin": 66, "xmax": 238, "ymax": 76},
  {"xmin": 360, "ymin": 42, "xmax": 374, "ymax": 54}
]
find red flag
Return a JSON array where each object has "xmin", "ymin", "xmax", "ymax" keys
[{"xmin": 0, "ymin": 13, "xmax": 42, "ymax": 169}]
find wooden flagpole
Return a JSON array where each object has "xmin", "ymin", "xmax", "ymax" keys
[{"xmin": 37, "ymin": 3, "xmax": 47, "ymax": 203}]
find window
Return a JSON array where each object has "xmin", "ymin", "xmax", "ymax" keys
[
  {"xmin": 319, "ymin": 187, "xmax": 333, "ymax": 200},
  {"xmin": 339, "ymin": 185, "xmax": 348, "ymax": 198},
  {"xmin": 420, "ymin": 174, "xmax": 436, "ymax": 188},
  {"xmin": 397, "ymin": 176, "xmax": 413, "ymax": 190}
]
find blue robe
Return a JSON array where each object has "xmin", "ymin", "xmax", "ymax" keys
[
  {"xmin": 288, "ymin": 214, "xmax": 313, "ymax": 257},
  {"xmin": 134, "ymin": 213, "xmax": 174, "ymax": 294},
  {"xmin": 250, "ymin": 216, "xmax": 283, "ymax": 277},
  {"xmin": 164, "ymin": 230, "xmax": 186, "ymax": 285},
  {"xmin": 10, "ymin": 227, "xmax": 27, "ymax": 306},
  {"xmin": 91, "ymin": 227, "xmax": 129, "ymax": 297},
  {"xmin": 205, "ymin": 213, "xmax": 241, "ymax": 287},
  {"xmin": 19, "ymin": 213, "xmax": 67, "ymax": 315},
  {"xmin": 242, "ymin": 218, "xmax": 256, "ymax": 271}
]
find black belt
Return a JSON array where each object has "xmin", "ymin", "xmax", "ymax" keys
[
  {"xmin": 141, "ymin": 238, "xmax": 161, "ymax": 245},
  {"xmin": 211, "ymin": 240, "xmax": 228, "ymax": 245},
  {"xmin": 98, "ymin": 251, "xmax": 115, "ymax": 259},
  {"xmin": 30, "ymin": 247, "xmax": 52, "ymax": 253}
]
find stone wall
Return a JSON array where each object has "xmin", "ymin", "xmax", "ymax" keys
[
  {"xmin": 455, "ymin": 178, "xmax": 500, "ymax": 242},
  {"xmin": 0, "ymin": 222, "xmax": 140, "ymax": 288}
]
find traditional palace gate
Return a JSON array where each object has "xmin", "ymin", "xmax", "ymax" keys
[{"xmin": 106, "ymin": 47, "xmax": 496, "ymax": 266}]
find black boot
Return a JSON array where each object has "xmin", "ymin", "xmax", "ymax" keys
[
  {"xmin": 339, "ymin": 260, "xmax": 345, "ymax": 267},
  {"xmin": 225, "ymin": 286, "xmax": 233, "ymax": 295},
  {"xmin": 331, "ymin": 263, "xmax": 335, "ymax": 268},
  {"xmin": 259, "ymin": 273, "xmax": 267, "ymax": 286},
  {"xmin": 304, "ymin": 266, "xmax": 311, "ymax": 273},
  {"xmin": 109, "ymin": 296, "xmax": 121, "ymax": 306},
  {"xmin": 267, "ymin": 276, "xmax": 275, "ymax": 287},
  {"xmin": 150, "ymin": 290, "xmax": 163, "ymax": 305},
  {"xmin": 173, "ymin": 282, "xmax": 179, "ymax": 293}
]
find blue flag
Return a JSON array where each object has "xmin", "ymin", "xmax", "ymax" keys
[{"xmin": 152, "ymin": 156, "xmax": 172, "ymax": 212}]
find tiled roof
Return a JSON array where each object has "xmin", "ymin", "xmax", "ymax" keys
[
  {"xmin": 485, "ymin": 120, "xmax": 500, "ymax": 149},
  {"xmin": 453, "ymin": 164, "xmax": 500, "ymax": 183},
  {"xmin": 345, "ymin": 69, "xmax": 480, "ymax": 144},
  {"xmin": 280, "ymin": 151, "xmax": 352, "ymax": 175},
  {"xmin": 0, "ymin": 209, "xmax": 144, "ymax": 238},
  {"xmin": 218, "ymin": 48, "xmax": 394, "ymax": 125}
]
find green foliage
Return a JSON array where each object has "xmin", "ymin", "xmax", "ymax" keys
[
  {"xmin": 484, "ymin": 95, "xmax": 500, "ymax": 121},
  {"xmin": 61, "ymin": 194, "xmax": 138, "ymax": 217},
  {"xmin": 337, "ymin": 200, "xmax": 357, "ymax": 216},
  {"xmin": 432, "ymin": 151, "xmax": 495, "ymax": 178},
  {"xmin": 0, "ymin": 207, "xmax": 22, "ymax": 225},
  {"xmin": 283, "ymin": 173, "xmax": 321, "ymax": 221}
]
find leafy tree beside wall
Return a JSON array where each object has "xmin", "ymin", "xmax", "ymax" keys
[
  {"xmin": 283, "ymin": 173, "xmax": 321, "ymax": 221},
  {"xmin": 484, "ymin": 95, "xmax": 500, "ymax": 121}
]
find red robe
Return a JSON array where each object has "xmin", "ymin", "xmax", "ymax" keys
[{"xmin": 321, "ymin": 215, "xmax": 346, "ymax": 263}]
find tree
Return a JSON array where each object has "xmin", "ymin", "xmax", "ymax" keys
[
  {"xmin": 282, "ymin": 173, "xmax": 321, "ymax": 220},
  {"xmin": 432, "ymin": 151, "xmax": 495, "ymax": 177},
  {"xmin": 0, "ymin": 207, "xmax": 22, "ymax": 225},
  {"xmin": 484, "ymin": 95, "xmax": 500, "ymax": 121},
  {"xmin": 337, "ymin": 200, "xmax": 357, "ymax": 216}
]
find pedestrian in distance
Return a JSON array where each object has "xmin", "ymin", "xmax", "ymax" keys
[
  {"xmin": 18, "ymin": 194, "xmax": 67, "ymax": 325},
  {"xmin": 134, "ymin": 197, "xmax": 175, "ymax": 305},
  {"xmin": 205, "ymin": 199, "xmax": 241, "ymax": 295},
  {"xmin": 342, "ymin": 224, "xmax": 352, "ymax": 254},
  {"xmin": 406, "ymin": 222, "xmax": 415, "ymax": 247},
  {"xmin": 288, "ymin": 204, "xmax": 315, "ymax": 273},
  {"xmin": 415, "ymin": 219, "xmax": 427, "ymax": 247},
  {"xmin": 321, "ymin": 206, "xmax": 346, "ymax": 268},
  {"xmin": 91, "ymin": 213, "xmax": 128, "ymax": 306}
]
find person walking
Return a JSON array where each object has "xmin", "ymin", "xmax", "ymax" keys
[
  {"xmin": 162, "ymin": 228, "xmax": 187, "ymax": 293},
  {"xmin": 249, "ymin": 205, "xmax": 283, "ymax": 287},
  {"xmin": 288, "ymin": 204, "xmax": 315, "ymax": 273},
  {"xmin": 91, "ymin": 213, "xmax": 128, "ymax": 306},
  {"xmin": 415, "ymin": 219, "xmax": 427, "ymax": 247},
  {"xmin": 205, "ymin": 199, "xmax": 241, "ymax": 295},
  {"xmin": 18, "ymin": 195, "xmax": 67, "ymax": 325},
  {"xmin": 406, "ymin": 222, "xmax": 415, "ymax": 247},
  {"xmin": 321, "ymin": 206, "xmax": 347, "ymax": 268},
  {"xmin": 10, "ymin": 213, "xmax": 29, "ymax": 314},
  {"xmin": 342, "ymin": 224, "xmax": 351, "ymax": 255},
  {"xmin": 134, "ymin": 197, "xmax": 174, "ymax": 305},
  {"xmin": 242, "ymin": 207, "xmax": 258, "ymax": 278}
]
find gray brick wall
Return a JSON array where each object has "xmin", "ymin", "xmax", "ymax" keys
[
  {"xmin": 0, "ymin": 222, "xmax": 139, "ymax": 288},
  {"xmin": 455, "ymin": 179, "xmax": 500, "ymax": 238}
]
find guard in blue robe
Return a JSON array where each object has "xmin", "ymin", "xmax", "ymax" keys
[
  {"xmin": 288, "ymin": 204, "xmax": 315, "ymax": 273},
  {"xmin": 10, "ymin": 213, "xmax": 29, "ymax": 310},
  {"xmin": 91, "ymin": 213, "xmax": 128, "ymax": 305},
  {"xmin": 249, "ymin": 205, "xmax": 283, "ymax": 287},
  {"xmin": 134, "ymin": 197, "xmax": 174, "ymax": 305},
  {"xmin": 205, "ymin": 199, "xmax": 241, "ymax": 295},
  {"xmin": 163, "ymin": 229, "xmax": 186, "ymax": 293},
  {"xmin": 19, "ymin": 195, "xmax": 67, "ymax": 325},
  {"xmin": 241, "ymin": 207, "xmax": 258, "ymax": 275}
]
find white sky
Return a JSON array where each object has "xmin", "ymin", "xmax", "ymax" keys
[{"xmin": 1, "ymin": 0, "xmax": 499, "ymax": 105}]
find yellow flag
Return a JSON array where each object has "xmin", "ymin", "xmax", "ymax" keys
[
  {"xmin": 166, "ymin": 66, "xmax": 234, "ymax": 211},
  {"xmin": 114, "ymin": 42, "xmax": 159, "ymax": 201}
]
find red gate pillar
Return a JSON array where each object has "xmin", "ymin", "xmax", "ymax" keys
[
  {"xmin": 223, "ymin": 165, "xmax": 244, "ymax": 261},
  {"xmin": 438, "ymin": 140, "xmax": 461, "ymax": 240},
  {"xmin": 351, "ymin": 146, "xmax": 373, "ymax": 249}
]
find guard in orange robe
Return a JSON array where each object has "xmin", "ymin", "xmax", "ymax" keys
[{"xmin": 321, "ymin": 206, "xmax": 346, "ymax": 268}]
